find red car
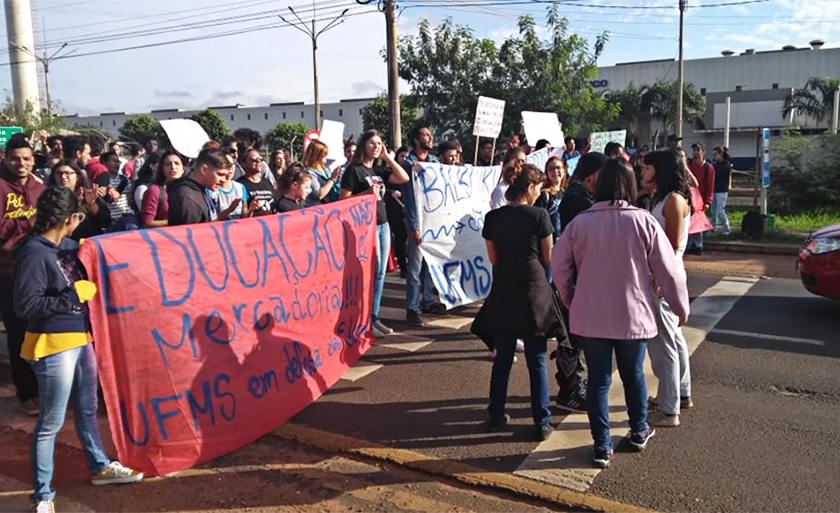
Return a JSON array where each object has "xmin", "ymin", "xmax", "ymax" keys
[{"xmin": 798, "ymin": 222, "xmax": 840, "ymax": 299}]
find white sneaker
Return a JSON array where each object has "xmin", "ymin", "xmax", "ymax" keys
[
  {"xmin": 31, "ymin": 500, "xmax": 55, "ymax": 513},
  {"xmin": 91, "ymin": 461, "xmax": 143, "ymax": 485},
  {"xmin": 515, "ymin": 340, "xmax": 525, "ymax": 353},
  {"xmin": 372, "ymin": 319, "xmax": 394, "ymax": 335}
]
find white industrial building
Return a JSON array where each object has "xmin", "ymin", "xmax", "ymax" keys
[
  {"xmin": 593, "ymin": 41, "xmax": 840, "ymax": 166},
  {"xmin": 65, "ymin": 97, "xmax": 375, "ymax": 145}
]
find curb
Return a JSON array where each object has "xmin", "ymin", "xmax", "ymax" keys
[
  {"xmin": 271, "ymin": 423, "xmax": 660, "ymax": 513},
  {"xmin": 704, "ymin": 241, "xmax": 800, "ymax": 256}
]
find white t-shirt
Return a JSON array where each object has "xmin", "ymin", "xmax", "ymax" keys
[
  {"xmin": 213, "ymin": 181, "xmax": 248, "ymax": 219},
  {"xmin": 490, "ymin": 182, "xmax": 509, "ymax": 210}
]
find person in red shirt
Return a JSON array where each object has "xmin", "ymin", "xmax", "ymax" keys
[
  {"xmin": 687, "ymin": 143, "xmax": 715, "ymax": 254},
  {"xmin": 0, "ymin": 136, "xmax": 46, "ymax": 415}
]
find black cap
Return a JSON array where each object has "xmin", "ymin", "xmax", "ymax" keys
[
  {"xmin": 575, "ymin": 152, "xmax": 608, "ymax": 181},
  {"xmin": 667, "ymin": 134, "xmax": 683, "ymax": 142},
  {"xmin": 691, "ymin": 142, "xmax": 705, "ymax": 150}
]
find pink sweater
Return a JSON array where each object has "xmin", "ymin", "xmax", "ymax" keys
[
  {"xmin": 552, "ymin": 201, "xmax": 690, "ymax": 340},
  {"xmin": 140, "ymin": 184, "xmax": 168, "ymax": 225}
]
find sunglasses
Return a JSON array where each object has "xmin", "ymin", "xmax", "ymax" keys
[{"xmin": 248, "ymin": 156, "xmax": 263, "ymax": 163}]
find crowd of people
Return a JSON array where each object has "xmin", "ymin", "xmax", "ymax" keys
[{"xmin": 0, "ymin": 121, "xmax": 735, "ymax": 511}]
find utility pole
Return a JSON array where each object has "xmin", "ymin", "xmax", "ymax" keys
[
  {"xmin": 280, "ymin": 5, "xmax": 348, "ymax": 131},
  {"xmin": 9, "ymin": 40, "xmax": 73, "ymax": 120},
  {"xmin": 384, "ymin": 0, "xmax": 401, "ymax": 148},
  {"xmin": 832, "ymin": 89, "xmax": 839, "ymax": 134},
  {"xmin": 677, "ymin": 0, "xmax": 686, "ymax": 138}
]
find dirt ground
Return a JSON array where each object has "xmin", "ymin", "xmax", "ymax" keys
[
  {"xmin": 0, "ymin": 424, "xmax": 575, "ymax": 513},
  {"xmin": 683, "ymin": 251, "xmax": 799, "ymax": 280}
]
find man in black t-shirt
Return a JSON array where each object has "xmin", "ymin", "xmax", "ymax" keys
[{"xmin": 237, "ymin": 148, "xmax": 275, "ymax": 215}]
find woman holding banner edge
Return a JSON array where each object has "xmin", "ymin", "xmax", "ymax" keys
[{"xmin": 340, "ymin": 130, "xmax": 410, "ymax": 338}]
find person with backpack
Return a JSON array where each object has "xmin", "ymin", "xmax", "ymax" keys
[
  {"xmin": 140, "ymin": 151, "xmax": 186, "ymax": 228},
  {"xmin": 14, "ymin": 186, "xmax": 143, "ymax": 513},
  {"xmin": 686, "ymin": 143, "xmax": 715, "ymax": 254}
]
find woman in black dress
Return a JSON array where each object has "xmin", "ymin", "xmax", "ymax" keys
[{"xmin": 472, "ymin": 164, "xmax": 567, "ymax": 441}]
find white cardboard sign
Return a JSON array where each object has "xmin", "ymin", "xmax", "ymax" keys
[
  {"xmin": 472, "ymin": 96, "xmax": 506, "ymax": 138},
  {"xmin": 521, "ymin": 111, "xmax": 564, "ymax": 147},
  {"xmin": 589, "ymin": 130, "xmax": 627, "ymax": 154},
  {"xmin": 159, "ymin": 119, "xmax": 211, "ymax": 159},
  {"xmin": 319, "ymin": 119, "xmax": 346, "ymax": 169}
]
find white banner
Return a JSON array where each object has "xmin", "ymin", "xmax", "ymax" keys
[
  {"xmin": 525, "ymin": 147, "xmax": 549, "ymax": 172},
  {"xmin": 413, "ymin": 163, "xmax": 503, "ymax": 308},
  {"xmin": 473, "ymin": 96, "xmax": 506, "ymax": 138},
  {"xmin": 319, "ymin": 119, "xmax": 346, "ymax": 169},
  {"xmin": 159, "ymin": 119, "xmax": 210, "ymax": 159},
  {"xmin": 589, "ymin": 129, "xmax": 626, "ymax": 154}
]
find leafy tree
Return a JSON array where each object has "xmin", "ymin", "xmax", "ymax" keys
[
  {"xmin": 264, "ymin": 121, "xmax": 308, "ymax": 160},
  {"xmin": 119, "ymin": 114, "xmax": 168, "ymax": 147},
  {"xmin": 782, "ymin": 77, "xmax": 840, "ymax": 124},
  {"xmin": 397, "ymin": 6, "xmax": 619, "ymax": 149},
  {"xmin": 361, "ymin": 94, "xmax": 419, "ymax": 148},
  {"xmin": 641, "ymin": 79, "xmax": 706, "ymax": 133},
  {"xmin": 770, "ymin": 131, "xmax": 840, "ymax": 213},
  {"xmin": 607, "ymin": 82, "xmax": 649, "ymax": 146},
  {"xmin": 188, "ymin": 108, "xmax": 230, "ymax": 142},
  {"xmin": 0, "ymin": 97, "xmax": 68, "ymax": 133}
]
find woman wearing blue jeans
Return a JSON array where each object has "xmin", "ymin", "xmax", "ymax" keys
[
  {"xmin": 340, "ymin": 130, "xmax": 410, "ymax": 338},
  {"xmin": 14, "ymin": 186, "xmax": 142, "ymax": 513},
  {"xmin": 472, "ymin": 165, "xmax": 568, "ymax": 441},
  {"xmin": 553, "ymin": 159, "xmax": 691, "ymax": 468}
]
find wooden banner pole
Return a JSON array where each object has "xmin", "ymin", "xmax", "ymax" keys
[{"xmin": 473, "ymin": 136, "xmax": 480, "ymax": 165}]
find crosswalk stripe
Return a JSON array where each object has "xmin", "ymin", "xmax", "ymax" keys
[
  {"xmin": 514, "ymin": 276, "xmax": 759, "ymax": 491},
  {"xmin": 340, "ymin": 362, "xmax": 385, "ymax": 382}
]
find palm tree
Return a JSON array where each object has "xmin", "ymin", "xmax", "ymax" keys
[{"xmin": 782, "ymin": 77, "xmax": 840, "ymax": 124}]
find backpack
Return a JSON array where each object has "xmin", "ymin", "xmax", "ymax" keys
[{"xmin": 741, "ymin": 211, "xmax": 764, "ymax": 238}]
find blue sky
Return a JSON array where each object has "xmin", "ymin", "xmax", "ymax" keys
[{"xmin": 0, "ymin": 0, "xmax": 837, "ymax": 115}]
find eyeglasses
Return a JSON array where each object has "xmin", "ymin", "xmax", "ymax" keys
[{"xmin": 55, "ymin": 170, "xmax": 76, "ymax": 177}]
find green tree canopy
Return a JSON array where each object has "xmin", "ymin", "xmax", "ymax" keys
[
  {"xmin": 264, "ymin": 121, "xmax": 309, "ymax": 160},
  {"xmin": 188, "ymin": 108, "xmax": 230, "ymax": 143},
  {"xmin": 783, "ymin": 76, "xmax": 839, "ymax": 124},
  {"xmin": 361, "ymin": 94, "xmax": 419, "ymax": 148},
  {"xmin": 119, "ymin": 114, "xmax": 168, "ymax": 147},
  {"xmin": 640, "ymin": 79, "xmax": 706, "ymax": 133},
  {"xmin": 0, "ymin": 97, "xmax": 68, "ymax": 133},
  {"xmin": 397, "ymin": 5, "xmax": 619, "ymax": 149}
]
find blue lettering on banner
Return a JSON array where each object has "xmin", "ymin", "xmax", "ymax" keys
[
  {"xmin": 248, "ymin": 369, "xmax": 280, "ymax": 399},
  {"xmin": 95, "ymin": 240, "xmax": 136, "ymax": 314},
  {"xmin": 284, "ymin": 342, "xmax": 324, "ymax": 384},
  {"xmin": 141, "ymin": 229, "xmax": 195, "ymax": 307},
  {"xmin": 429, "ymin": 256, "xmax": 492, "ymax": 304},
  {"xmin": 417, "ymin": 164, "xmax": 500, "ymax": 214},
  {"xmin": 422, "ymin": 210, "xmax": 484, "ymax": 241},
  {"xmin": 152, "ymin": 313, "xmax": 197, "ymax": 366}
]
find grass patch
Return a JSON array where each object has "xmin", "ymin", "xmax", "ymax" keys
[{"xmin": 715, "ymin": 206, "xmax": 840, "ymax": 235}]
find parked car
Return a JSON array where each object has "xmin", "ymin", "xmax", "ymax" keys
[{"xmin": 798, "ymin": 222, "xmax": 840, "ymax": 299}]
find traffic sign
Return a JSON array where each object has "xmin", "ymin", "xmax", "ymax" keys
[
  {"xmin": 762, "ymin": 128, "xmax": 770, "ymax": 188},
  {"xmin": 303, "ymin": 130, "xmax": 320, "ymax": 152},
  {"xmin": 0, "ymin": 126, "xmax": 23, "ymax": 147}
]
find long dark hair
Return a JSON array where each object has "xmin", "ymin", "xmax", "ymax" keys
[
  {"xmin": 46, "ymin": 159, "xmax": 88, "ymax": 192},
  {"xmin": 594, "ymin": 158, "xmax": 637, "ymax": 205},
  {"xmin": 644, "ymin": 150, "xmax": 693, "ymax": 213},
  {"xmin": 135, "ymin": 151, "xmax": 162, "ymax": 185},
  {"xmin": 505, "ymin": 164, "xmax": 545, "ymax": 203},
  {"xmin": 278, "ymin": 162, "xmax": 310, "ymax": 196},
  {"xmin": 154, "ymin": 151, "xmax": 186, "ymax": 186},
  {"xmin": 501, "ymin": 147, "xmax": 526, "ymax": 185},
  {"xmin": 350, "ymin": 130, "xmax": 382, "ymax": 166},
  {"xmin": 34, "ymin": 186, "xmax": 80, "ymax": 234}
]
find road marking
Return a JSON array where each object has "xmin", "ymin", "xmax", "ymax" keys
[
  {"xmin": 379, "ymin": 340, "xmax": 433, "ymax": 352},
  {"xmin": 340, "ymin": 362, "xmax": 384, "ymax": 382},
  {"xmin": 514, "ymin": 276, "xmax": 759, "ymax": 491},
  {"xmin": 711, "ymin": 329, "xmax": 826, "ymax": 346}
]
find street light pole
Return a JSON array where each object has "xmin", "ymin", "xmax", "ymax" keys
[
  {"xmin": 384, "ymin": 0, "xmax": 401, "ymax": 148},
  {"xmin": 280, "ymin": 6, "xmax": 348, "ymax": 131},
  {"xmin": 676, "ymin": 0, "xmax": 686, "ymax": 138},
  {"xmin": 9, "ymin": 40, "xmax": 73, "ymax": 121}
]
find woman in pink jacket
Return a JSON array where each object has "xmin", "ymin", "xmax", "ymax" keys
[{"xmin": 551, "ymin": 158, "xmax": 690, "ymax": 469}]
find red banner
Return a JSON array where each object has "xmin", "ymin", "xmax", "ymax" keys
[{"xmin": 78, "ymin": 197, "xmax": 377, "ymax": 476}]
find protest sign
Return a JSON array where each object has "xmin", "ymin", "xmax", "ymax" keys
[
  {"xmin": 525, "ymin": 147, "xmax": 550, "ymax": 172},
  {"xmin": 320, "ymin": 119, "xmax": 346, "ymax": 169},
  {"xmin": 473, "ymin": 96, "xmax": 505, "ymax": 139},
  {"xmin": 413, "ymin": 163, "xmax": 502, "ymax": 308},
  {"xmin": 588, "ymin": 130, "xmax": 626, "ymax": 154},
  {"xmin": 78, "ymin": 198, "xmax": 377, "ymax": 476},
  {"xmin": 521, "ymin": 111, "xmax": 564, "ymax": 147},
  {"xmin": 160, "ymin": 119, "xmax": 211, "ymax": 159},
  {"xmin": 566, "ymin": 155, "xmax": 580, "ymax": 177}
]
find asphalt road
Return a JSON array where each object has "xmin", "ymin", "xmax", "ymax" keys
[{"xmin": 292, "ymin": 271, "xmax": 840, "ymax": 512}]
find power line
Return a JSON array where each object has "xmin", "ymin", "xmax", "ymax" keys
[
  {"xmin": 0, "ymin": 8, "xmax": 377, "ymax": 67},
  {"xmin": 399, "ymin": 0, "xmax": 770, "ymax": 8}
]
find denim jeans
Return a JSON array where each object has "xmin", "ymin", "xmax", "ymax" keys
[
  {"xmin": 688, "ymin": 231, "xmax": 703, "ymax": 251},
  {"xmin": 488, "ymin": 337, "xmax": 551, "ymax": 427},
  {"xmin": 372, "ymin": 222, "xmax": 391, "ymax": 321},
  {"xmin": 710, "ymin": 192, "xmax": 730, "ymax": 232},
  {"xmin": 580, "ymin": 336, "xmax": 648, "ymax": 451},
  {"xmin": 29, "ymin": 344, "xmax": 110, "ymax": 503},
  {"xmin": 405, "ymin": 236, "xmax": 435, "ymax": 312}
]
